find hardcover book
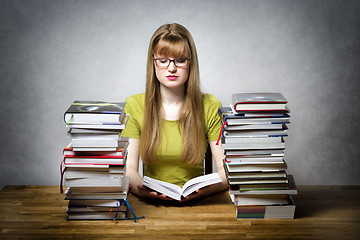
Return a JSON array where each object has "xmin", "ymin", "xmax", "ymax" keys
[
  {"xmin": 232, "ymin": 93, "xmax": 288, "ymax": 112},
  {"xmin": 64, "ymin": 100, "xmax": 126, "ymax": 124},
  {"xmin": 218, "ymin": 107, "xmax": 290, "ymax": 125},
  {"xmin": 235, "ymin": 195, "xmax": 295, "ymax": 219}
]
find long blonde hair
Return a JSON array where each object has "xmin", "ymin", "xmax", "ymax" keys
[{"xmin": 140, "ymin": 23, "xmax": 205, "ymax": 165}]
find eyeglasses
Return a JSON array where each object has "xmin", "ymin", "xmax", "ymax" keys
[{"xmin": 153, "ymin": 58, "xmax": 190, "ymax": 68}]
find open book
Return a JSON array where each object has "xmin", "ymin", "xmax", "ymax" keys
[{"xmin": 142, "ymin": 173, "xmax": 222, "ymax": 201}]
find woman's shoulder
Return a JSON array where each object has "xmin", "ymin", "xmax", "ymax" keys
[
  {"xmin": 202, "ymin": 93, "xmax": 222, "ymax": 108},
  {"xmin": 125, "ymin": 93, "xmax": 145, "ymax": 107},
  {"xmin": 125, "ymin": 93, "xmax": 145, "ymax": 103},
  {"xmin": 124, "ymin": 93, "xmax": 145, "ymax": 114}
]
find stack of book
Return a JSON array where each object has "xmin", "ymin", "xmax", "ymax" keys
[
  {"xmin": 218, "ymin": 93, "xmax": 297, "ymax": 219},
  {"xmin": 60, "ymin": 100, "xmax": 131, "ymax": 221}
]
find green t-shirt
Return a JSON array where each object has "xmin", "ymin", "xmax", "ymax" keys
[{"xmin": 121, "ymin": 93, "xmax": 222, "ymax": 185}]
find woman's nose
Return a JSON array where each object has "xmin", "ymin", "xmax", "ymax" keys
[{"xmin": 167, "ymin": 61, "xmax": 177, "ymax": 72}]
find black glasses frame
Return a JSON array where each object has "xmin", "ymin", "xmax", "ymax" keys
[{"xmin": 153, "ymin": 58, "xmax": 190, "ymax": 68}]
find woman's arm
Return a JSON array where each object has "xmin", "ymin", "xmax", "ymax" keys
[
  {"xmin": 209, "ymin": 140, "xmax": 229, "ymax": 191},
  {"xmin": 125, "ymin": 138, "xmax": 174, "ymax": 200},
  {"xmin": 182, "ymin": 140, "xmax": 228, "ymax": 201},
  {"xmin": 125, "ymin": 138, "xmax": 142, "ymax": 195}
]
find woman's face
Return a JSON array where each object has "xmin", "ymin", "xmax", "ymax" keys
[{"xmin": 154, "ymin": 53, "xmax": 190, "ymax": 90}]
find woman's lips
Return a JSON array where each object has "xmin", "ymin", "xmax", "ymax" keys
[{"xmin": 166, "ymin": 75, "xmax": 178, "ymax": 80}]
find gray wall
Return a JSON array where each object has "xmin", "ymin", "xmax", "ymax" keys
[{"xmin": 1, "ymin": 0, "xmax": 360, "ymax": 189}]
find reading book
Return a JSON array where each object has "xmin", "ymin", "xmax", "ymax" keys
[{"xmin": 142, "ymin": 173, "xmax": 222, "ymax": 201}]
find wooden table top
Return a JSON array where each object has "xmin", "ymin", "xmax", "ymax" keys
[{"xmin": 0, "ymin": 185, "xmax": 359, "ymax": 239}]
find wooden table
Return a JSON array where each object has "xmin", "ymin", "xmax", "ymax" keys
[{"xmin": 0, "ymin": 185, "xmax": 359, "ymax": 239}]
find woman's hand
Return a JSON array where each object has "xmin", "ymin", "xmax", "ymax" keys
[
  {"xmin": 135, "ymin": 184, "xmax": 175, "ymax": 201},
  {"xmin": 180, "ymin": 185, "xmax": 214, "ymax": 202}
]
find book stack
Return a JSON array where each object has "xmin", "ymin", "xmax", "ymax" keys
[
  {"xmin": 218, "ymin": 93, "xmax": 297, "ymax": 219},
  {"xmin": 60, "ymin": 100, "xmax": 131, "ymax": 221}
]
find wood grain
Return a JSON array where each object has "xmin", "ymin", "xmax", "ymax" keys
[{"xmin": 0, "ymin": 185, "xmax": 359, "ymax": 239}]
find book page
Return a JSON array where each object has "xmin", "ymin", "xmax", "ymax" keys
[{"xmin": 182, "ymin": 173, "xmax": 221, "ymax": 197}]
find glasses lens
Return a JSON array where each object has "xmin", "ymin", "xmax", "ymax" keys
[
  {"xmin": 156, "ymin": 58, "xmax": 169, "ymax": 67},
  {"xmin": 174, "ymin": 58, "xmax": 188, "ymax": 67},
  {"xmin": 155, "ymin": 59, "xmax": 169, "ymax": 67}
]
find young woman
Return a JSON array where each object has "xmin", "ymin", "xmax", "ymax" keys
[{"xmin": 121, "ymin": 23, "xmax": 228, "ymax": 201}]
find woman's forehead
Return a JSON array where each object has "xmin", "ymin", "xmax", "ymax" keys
[{"xmin": 154, "ymin": 39, "xmax": 190, "ymax": 58}]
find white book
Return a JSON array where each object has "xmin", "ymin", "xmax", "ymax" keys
[
  {"xmin": 222, "ymin": 142, "xmax": 285, "ymax": 150},
  {"xmin": 223, "ymin": 129, "xmax": 288, "ymax": 138},
  {"xmin": 71, "ymin": 139, "xmax": 119, "ymax": 148},
  {"xmin": 225, "ymin": 157, "xmax": 284, "ymax": 164},
  {"xmin": 64, "ymin": 176, "xmax": 125, "ymax": 187},
  {"xmin": 65, "ymin": 192, "xmax": 128, "ymax": 200},
  {"xmin": 142, "ymin": 173, "xmax": 222, "ymax": 201},
  {"xmin": 68, "ymin": 123, "xmax": 127, "ymax": 131},
  {"xmin": 226, "ymin": 171, "xmax": 287, "ymax": 179},
  {"xmin": 67, "ymin": 186, "xmax": 126, "ymax": 194},
  {"xmin": 65, "ymin": 114, "xmax": 124, "ymax": 124},
  {"xmin": 67, "ymin": 212, "xmax": 126, "ymax": 221},
  {"xmin": 229, "ymin": 176, "xmax": 297, "ymax": 195},
  {"xmin": 228, "ymin": 178, "xmax": 289, "ymax": 185},
  {"xmin": 64, "ymin": 156, "xmax": 125, "ymax": 165},
  {"xmin": 64, "ymin": 171, "xmax": 124, "ymax": 180},
  {"xmin": 230, "ymin": 194, "xmax": 290, "ymax": 206},
  {"xmin": 67, "ymin": 127, "xmax": 121, "ymax": 134},
  {"xmin": 224, "ymin": 124, "xmax": 285, "ymax": 131},
  {"xmin": 67, "ymin": 114, "xmax": 129, "ymax": 130},
  {"xmin": 68, "ymin": 133, "xmax": 121, "ymax": 140},
  {"xmin": 67, "ymin": 205, "xmax": 127, "ymax": 213},
  {"xmin": 65, "ymin": 177, "xmax": 129, "ymax": 198},
  {"xmin": 225, "ymin": 162, "xmax": 287, "ymax": 172},
  {"xmin": 223, "ymin": 137, "xmax": 283, "ymax": 144},
  {"xmin": 68, "ymin": 199, "xmax": 124, "ymax": 207},
  {"xmin": 226, "ymin": 117, "xmax": 290, "ymax": 126}
]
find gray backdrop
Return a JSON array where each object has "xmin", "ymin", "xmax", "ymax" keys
[{"xmin": 1, "ymin": 0, "xmax": 360, "ymax": 190}]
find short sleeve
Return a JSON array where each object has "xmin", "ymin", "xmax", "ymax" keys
[
  {"xmin": 203, "ymin": 94, "xmax": 222, "ymax": 142},
  {"xmin": 120, "ymin": 93, "xmax": 145, "ymax": 139}
]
